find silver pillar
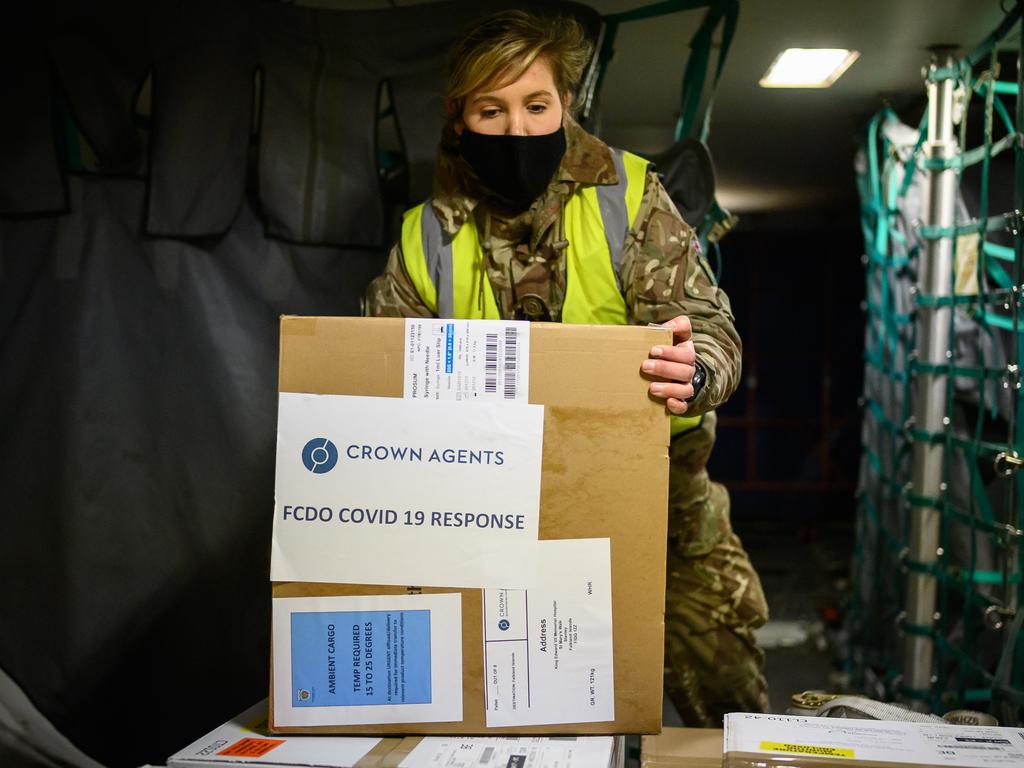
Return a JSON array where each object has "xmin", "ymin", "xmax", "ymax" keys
[{"xmin": 904, "ymin": 56, "xmax": 958, "ymax": 708}]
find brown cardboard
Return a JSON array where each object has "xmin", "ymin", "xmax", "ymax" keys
[
  {"xmin": 351, "ymin": 738, "xmax": 404, "ymax": 768},
  {"xmin": 642, "ymin": 728, "xmax": 724, "ymax": 768},
  {"xmin": 271, "ymin": 316, "xmax": 671, "ymax": 735},
  {"xmin": 376, "ymin": 737, "xmax": 420, "ymax": 768}
]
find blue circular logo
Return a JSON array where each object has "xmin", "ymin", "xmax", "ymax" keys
[
  {"xmin": 498, "ymin": 619, "xmax": 510, "ymax": 631},
  {"xmin": 302, "ymin": 438, "xmax": 338, "ymax": 474}
]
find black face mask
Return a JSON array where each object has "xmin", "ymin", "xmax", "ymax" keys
[{"xmin": 458, "ymin": 126, "xmax": 567, "ymax": 209}]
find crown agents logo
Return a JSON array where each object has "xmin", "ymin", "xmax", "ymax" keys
[{"xmin": 302, "ymin": 438, "xmax": 338, "ymax": 474}]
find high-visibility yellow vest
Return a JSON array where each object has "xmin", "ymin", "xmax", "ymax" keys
[{"xmin": 401, "ymin": 147, "xmax": 701, "ymax": 436}]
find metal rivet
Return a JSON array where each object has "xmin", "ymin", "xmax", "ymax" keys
[{"xmin": 984, "ymin": 605, "xmax": 1011, "ymax": 631}]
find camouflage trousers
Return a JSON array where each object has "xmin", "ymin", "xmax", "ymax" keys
[{"xmin": 664, "ymin": 412, "xmax": 770, "ymax": 726}]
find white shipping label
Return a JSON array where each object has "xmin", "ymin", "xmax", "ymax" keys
[
  {"xmin": 404, "ymin": 319, "xmax": 530, "ymax": 402},
  {"xmin": 483, "ymin": 539, "xmax": 614, "ymax": 727},
  {"xmin": 272, "ymin": 593, "xmax": 463, "ymax": 727},
  {"xmin": 271, "ymin": 393, "xmax": 544, "ymax": 588},
  {"xmin": 724, "ymin": 713, "xmax": 1024, "ymax": 767},
  {"xmin": 399, "ymin": 735, "xmax": 616, "ymax": 768}
]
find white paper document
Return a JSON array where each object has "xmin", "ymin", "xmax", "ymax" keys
[
  {"xmin": 167, "ymin": 700, "xmax": 381, "ymax": 767},
  {"xmin": 724, "ymin": 713, "xmax": 1024, "ymax": 767},
  {"xmin": 482, "ymin": 538, "xmax": 614, "ymax": 727},
  {"xmin": 272, "ymin": 593, "xmax": 462, "ymax": 727},
  {"xmin": 399, "ymin": 735, "xmax": 616, "ymax": 768},
  {"xmin": 404, "ymin": 319, "xmax": 530, "ymax": 402},
  {"xmin": 271, "ymin": 393, "xmax": 544, "ymax": 588}
]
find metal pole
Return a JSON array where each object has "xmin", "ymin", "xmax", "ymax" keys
[
  {"xmin": 1011, "ymin": 0, "xmax": 1024, "ymax": 617},
  {"xmin": 904, "ymin": 55, "xmax": 958, "ymax": 710}
]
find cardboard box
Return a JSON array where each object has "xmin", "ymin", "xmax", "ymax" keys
[
  {"xmin": 383, "ymin": 734, "xmax": 623, "ymax": 768},
  {"xmin": 270, "ymin": 317, "xmax": 671, "ymax": 735},
  {"xmin": 723, "ymin": 713, "xmax": 1024, "ymax": 768},
  {"xmin": 641, "ymin": 728, "xmax": 724, "ymax": 768},
  {"xmin": 167, "ymin": 700, "xmax": 623, "ymax": 768},
  {"xmin": 167, "ymin": 700, "xmax": 399, "ymax": 767}
]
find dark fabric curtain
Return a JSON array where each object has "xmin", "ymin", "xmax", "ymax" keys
[
  {"xmin": 0, "ymin": 2, "xmax": 602, "ymax": 765},
  {"xmin": 0, "ymin": 177, "xmax": 382, "ymax": 765}
]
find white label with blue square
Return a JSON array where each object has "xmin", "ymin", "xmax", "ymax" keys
[
  {"xmin": 273, "ymin": 593, "xmax": 463, "ymax": 726},
  {"xmin": 403, "ymin": 319, "xmax": 530, "ymax": 402}
]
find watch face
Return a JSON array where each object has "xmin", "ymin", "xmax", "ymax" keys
[{"xmin": 689, "ymin": 362, "xmax": 706, "ymax": 401}]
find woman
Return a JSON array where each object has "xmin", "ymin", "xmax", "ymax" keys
[{"xmin": 365, "ymin": 9, "xmax": 768, "ymax": 725}]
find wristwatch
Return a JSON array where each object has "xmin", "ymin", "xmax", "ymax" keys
[{"xmin": 687, "ymin": 360, "xmax": 707, "ymax": 402}]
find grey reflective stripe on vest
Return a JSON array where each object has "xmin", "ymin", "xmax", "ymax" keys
[
  {"xmin": 421, "ymin": 201, "xmax": 455, "ymax": 317},
  {"xmin": 595, "ymin": 148, "xmax": 630, "ymax": 290}
]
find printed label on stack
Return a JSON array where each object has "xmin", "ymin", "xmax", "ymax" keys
[
  {"xmin": 404, "ymin": 320, "xmax": 530, "ymax": 402},
  {"xmin": 399, "ymin": 736, "xmax": 616, "ymax": 768},
  {"xmin": 724, "ymin": 713, "xmax": 1024, "ymax": 767},
  {"xmin": 482, "ymin": 539, "xmax": 614, "ymax": 727},
  {"xmin": 271, "ymin": 392, "xmax": 543, "ymax": 588}
]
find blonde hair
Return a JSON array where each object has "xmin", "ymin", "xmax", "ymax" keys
[
  {"xmin": 447, "ymin": 10, "xmax": 591, "ymax": 117},
  {"xmin": 436, "ymin": 10, "xmax": 592, "ymax": 181}
]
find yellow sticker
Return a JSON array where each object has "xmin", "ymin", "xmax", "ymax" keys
[{"xmin": 760, "ymin": 742, "xmax": 855, "ymax": 759}]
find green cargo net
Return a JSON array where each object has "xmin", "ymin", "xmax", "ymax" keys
[{"xmin": 849, "ymin": 2, "xmax": 1024, "ymax": 720}]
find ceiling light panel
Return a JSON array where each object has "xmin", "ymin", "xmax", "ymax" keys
[{"xmin": 760, "ymin": 48, "xmax": 860, "ymax": 88}]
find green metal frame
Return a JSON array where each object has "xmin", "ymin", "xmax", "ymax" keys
[{"xmin": 850, "ymin": 2, "xmax": 1024, "ymax": 717}]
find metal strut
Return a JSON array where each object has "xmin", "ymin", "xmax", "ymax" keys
[{"xmin": 903, "ymin": 54, "xmax": 959, "ymax": 710}]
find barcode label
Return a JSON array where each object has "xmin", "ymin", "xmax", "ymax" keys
[
  {"xmin": 485, "ymin": 333, "xmax": 498, "ymax": 394},
  {"xmin": 400, "ymin": 736, "xmax": 614, "ymax": 768},
  {"xmin": 403, "ymin": 319, "xmax": 530, "ymax": 402},
  {"xmin": 503, "ymin": 327, "xmax": 518, "ymax": 400},
  {"xmin": 945, "ymin": 745, "xmax": 1003, "ymax": 750}
]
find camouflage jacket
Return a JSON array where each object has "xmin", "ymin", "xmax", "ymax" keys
[{"xmin": 364, "ymin": 121, "xmax": 741, "ymax": 416}]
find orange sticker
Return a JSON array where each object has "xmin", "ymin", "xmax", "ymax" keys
[{"xmin": 217, "ymin": 737, "xmax": 285, "ymax": 757}]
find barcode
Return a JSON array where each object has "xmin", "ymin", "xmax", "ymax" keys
[
  {"xmin": 503, "ymin": 327, "xmax": 518, "ymax": 399},
  {"xmin": 480, "ymin": 746, "xmax": 494, "ymax": 764},
  {"xmin": 945, "ymin": 745, "xmax": 1001, "ymax": 750},
  {"xmin": 485, "ymin": 333, "xmax": 498, "ymax": 393}
]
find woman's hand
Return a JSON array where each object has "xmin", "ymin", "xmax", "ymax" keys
[{"xmin": 642, "ymin": 315, "xmax": 696, "ymax": 415}]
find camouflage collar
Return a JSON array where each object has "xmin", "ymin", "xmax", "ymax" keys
[{"xmin": 430, "ymin": 122, "xmax": 619, "ymax": 236}]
